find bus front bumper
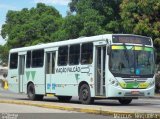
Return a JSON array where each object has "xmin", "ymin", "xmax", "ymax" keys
[{"xmin": 106, "ymin": 85, "xmax": 155, "ymax": 98}]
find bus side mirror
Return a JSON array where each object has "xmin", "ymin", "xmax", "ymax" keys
[
  {"xmin": 154, "ymin": 48, "xmax": 158, "ymax": 73},
  {"xmin": 155, "ymin": 52, "xmax": 157, "ymax": 63},
  {"xmin": 107, "ymin": 46, "xmax": 111, "ymax": 55},
  {"xmin": 154, "ymin": 48, "xmax": 157, "ymax": 64}
]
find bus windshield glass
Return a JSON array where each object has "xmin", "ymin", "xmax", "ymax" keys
[{"xmin": 109, "ymin": 45, "xmax": 155, "ymax": 78}]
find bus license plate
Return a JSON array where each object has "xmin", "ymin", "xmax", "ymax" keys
[{"xmin": 131, "ymin": 91, "xmax": 139, "ymax": 95}]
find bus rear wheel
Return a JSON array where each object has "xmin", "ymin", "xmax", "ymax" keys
[
  {"xmin": 27, "ymin": 83, "xmax": 43, "ymax": 100},
  {"xmin": 118, "ymin": 98, "xmax": 132, "ymax": 105},
  {"xmin": 57, "ymin": 96, "xmax": 72, "ymax": 102},
  {"xmin": 79, "ymin": 84, "xmax": 94, "ymax": 104}
]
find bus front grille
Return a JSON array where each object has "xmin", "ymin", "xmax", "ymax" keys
[{"xmin": 123, "ymin": 78, "xmax": 147, "ymax": 83}]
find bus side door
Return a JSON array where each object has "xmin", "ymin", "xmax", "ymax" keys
[
  {"xmin": 18, "ymin": 53, "xmax": 26, "ymax": 93},
  {"xmin": 45, "ymin": 51, "xmax": 56, "ymax": 94},
  {"xmin": 94, "ymin": 41, "xmax": 106, "ymax": 96}
]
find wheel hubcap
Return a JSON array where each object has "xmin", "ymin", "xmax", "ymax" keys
[
  {"xmin": 82, "ymin": 88, "xmax": 88, "ymax": 100},
  {"xmin": 29, "ymin": 86, "xmax": 34, "ymax": 97}
]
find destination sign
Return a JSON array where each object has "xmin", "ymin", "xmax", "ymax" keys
[{"xmin": 112, "ymin": 35, "xmax": 152, "ymax": 45}]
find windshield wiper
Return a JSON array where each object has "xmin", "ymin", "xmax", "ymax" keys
[
  {"xmin": 123, "ymin": 43, "xmax": 129, "ymax": 64},
  {"xmin": 123, "ymin": 44, "xmax": 135, "ymax": 75}
]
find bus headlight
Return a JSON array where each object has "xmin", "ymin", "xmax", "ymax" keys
[
  {"xmin": 110, "ymin": 78, "xmax": 119, "ymax": 86},
  {"xmin": 149, "ymin": 80, "xmax": 155, "ymax": 87},
  {"xmin": 115, "ymin": 82, "xmax": 119, "ymax": 86},
  {"xmin": 111, "ymin": 80, "xmax": 115, "ymax": 84}
]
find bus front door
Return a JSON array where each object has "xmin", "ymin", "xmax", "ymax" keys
[
  {"xmin": 95, "ymin": 46, "xmax": 106, "ymax": 96},
  {"xmin": 45, "ymin": 52, "xmax": 56, "ymax": 94},
  {"xmin": 19, "ymin": 55, "xmax": 25, "ymax": 93}
]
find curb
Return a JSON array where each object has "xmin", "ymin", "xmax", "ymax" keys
[
  {"xmin": 0, "ymin": 100, "xmax": 133, "ymax": 115},
  {"xmin": 0, "ymin": 99, "xmax": 160, "ymax": 118},
  {"xmin": 148, "ymin": 97, "xmax": 160, "ymax": 99}
]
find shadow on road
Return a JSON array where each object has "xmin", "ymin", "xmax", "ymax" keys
[{"xmin": 0, "ymin": 88, "xmax": 157, "ymax": 107}]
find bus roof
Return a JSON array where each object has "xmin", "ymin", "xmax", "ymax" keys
[
  {"xmin": 9, "ymin": 34, "xmax": 152, "ymax": 53},
  {"xmin": 9, "ymin": 34, "xmax": 111, "ymax": 53}
]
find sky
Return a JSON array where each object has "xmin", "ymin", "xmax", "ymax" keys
[{"xmin": 0, "ymin": 0, "xmax": 71, "ymax": 45}]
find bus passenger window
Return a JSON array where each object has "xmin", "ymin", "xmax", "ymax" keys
[
  {"xmin": 32, "ymin": 49, "xmax": 44, "ymax": 68},
  {"xmin": 58, "ymin": 46, "xmax": 68, "ymax": 66},
  {"xmin": 69, "ymin": 44, "xmax": 80, "ymax": 65},
  {"xmin": 26, "ymin": 51, "xmax": 31, "ymax": 68},
  {"xmin": 46, "ymin": 53, "xmax": 50, "ymax": 74},
  {"xmin": 46, "ymin": 52, "xmax": 55, "ymax": 74},
  {"xmin": 81, "ymin": 43, "xmax": 93, "ymax": 64},
  {"xmin": 9, "ymin": 53, "xmax": 18, "ymax": 69}
]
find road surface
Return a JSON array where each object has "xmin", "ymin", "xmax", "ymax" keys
[
  {"xmin": 0, "ymin": 103, "xmax": 75, "ymax": 113},
  {"xmin": 0, "ymin": 103, "xmax": 113, "ymax": 119},
  {"xmin": 0, "ymin": 88, "xmax": 160, "ymax": 119},
  {"xmin": 0, "ymin": 88, "xmax": 114, "ymax": 119}
]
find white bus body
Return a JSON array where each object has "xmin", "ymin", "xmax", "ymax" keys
[{"xmin": 7, "ymin": 34, "xmax": 155, "ymax": 104}]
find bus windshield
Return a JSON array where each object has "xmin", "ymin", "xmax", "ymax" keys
[{"xmin": 109, "ymin": 45, "xmax": 155, "ymax": 78}]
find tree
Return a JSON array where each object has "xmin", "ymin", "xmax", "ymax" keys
[
  {"xmin": 1, "ymin": 3, "xmax": 62, "ymax": 48},
  {"xmin": 67, "ymin": 0, "xmax": 122, "ymax": 38},
  {"xmin": 0, "ymin": 3, "xmax": 63, "ymax": 63},
  {"xmin": 0, "ymin": 45, "xmax": 9, "ymax": 64}
]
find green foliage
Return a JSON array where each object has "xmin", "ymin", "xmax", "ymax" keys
[
  {"xmin": 0, "ymin": 3, "xmax": 63, "ymax": 63},
  {"xmin": 64, "ymin": 10, "xmax": 106, "ymax": 39},
  {"xmin": 120, "ymin": 0, "xmax": 160, "ymax": 37},
  {"xmin": 67, "ymin": 0, "xmax": 122, "ymax": 37},
  {"xmin": 1, "ymin": 3, "xmax": 62, "ymax": 48},
  {"xmin": 0, "ymin": 45, "xmax": 9, "ymax": 64}
]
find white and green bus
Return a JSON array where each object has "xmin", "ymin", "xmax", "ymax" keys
[{"xmin": 7, "ymin": 34, "xmax": 155, "ymax": 104}]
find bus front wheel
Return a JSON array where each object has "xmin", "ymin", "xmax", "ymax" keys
[
  {"xmin": 79, "ymin": 84, "xmax": 94, "ymax": 104},
  {"xmin": 27, "ymin": 83, "xmax": 43, "ymax": 100},
  {"xmin": 118, "ymin": 98, "xmax": 132, "ymax": 105}
]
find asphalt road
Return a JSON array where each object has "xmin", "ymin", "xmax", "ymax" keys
[
  {"xmin": 0, "ymin": 88, "xmax": 114, "ymax": 119},
  {"xmin": 1, "ymin": 88, "xmax": 160, "ymax": 112},
  {"xmin": 0, "ymin": 103, "xmax": 113, "ymax": 119},
  {"xmin": 0, "ymin": 103, "xmax": 75, "ymax": 113},
  {"xmin": 0, "ymin": 111, "xmax": 112, "ymax": 119},
  {"xmin": 0, "ymin": 88, "xmax": 160, "ymax": 119}
]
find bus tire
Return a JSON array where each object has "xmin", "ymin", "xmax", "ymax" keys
[
  {"xmin": 27, "ymin": 83, "xmax": 43, "ymax": 100},
  {"xmin": 79, "ymin": 84, "xmax": 94, "ymax": 104},
  {"xmin": 118, "ymin": 98, "xmax": 132, "ymax": 105},
  {"xmin": 57, "ymin": 96, "xmax": 72, "ymax": 102}
]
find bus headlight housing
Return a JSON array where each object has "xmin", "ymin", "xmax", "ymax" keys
[
  {"xmin": 109, "ymin": 78, "xmax": 119, "ymax": 86},
  {"xmin": 149, "ymin": 80, "xmax": 155, "ymax": 87}
]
